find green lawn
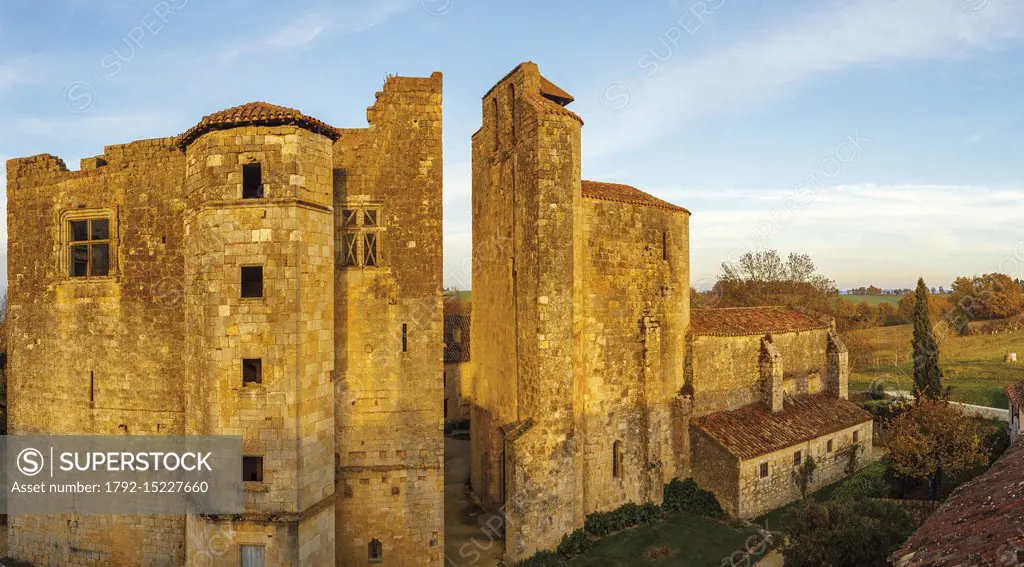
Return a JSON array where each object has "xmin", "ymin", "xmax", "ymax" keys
[
  {"xmin": 844, "ymin": 294, "xmax": 902, "ymax": 306},
  {"xmin": 844, "ymin": 323, "xmax": 1024, "ymax": 408},
  {"xmin": 571, "ymin": 513, "xmax": 771, "ymax": 567}
]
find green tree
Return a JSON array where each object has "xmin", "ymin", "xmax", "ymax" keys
[
  {"xmin": 887, "ymin": 398, "xmax": 989, "ymax": 500},
  {"xmin": 912, "ymin": 279, "xmax": 943, "ymax": 399},
  {"xmin": 781, "ymin": 499, "xmax": 922, "ymax": 567}
]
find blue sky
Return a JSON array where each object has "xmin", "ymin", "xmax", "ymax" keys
[{"xmin": 1, "ymin": 0, "xmax": 1023, "ymax": 291}]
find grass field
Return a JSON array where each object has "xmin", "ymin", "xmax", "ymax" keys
[
  {"xmin": 844, "ymin": 323, "xmax": 1024, "ymax": 408},
  {"xmin": 571, "ymin": 512, "xmax": 770, "ymax": 567},
  {"xmin": 843, "ymin": 294, "xmax": 903, "ymax": 306}
]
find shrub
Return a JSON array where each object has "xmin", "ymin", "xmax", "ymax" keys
[
  {"xmin": 515, "ymin": 550, "xmax": 567, "ymax": 567},
  {"xmin": 555, "ymin": 529, "xmax": 592, "ymax": 558},
  {"xmin": 832, "ymin": 461, "xmax": 889, "ymax": 501},
  {"xmin": 781, "ymin": 499, "xmax": 923, "ymax": 567},
  {"xmin": 662, "ymin": 478, "xmax": 724, "ymax": 517}
]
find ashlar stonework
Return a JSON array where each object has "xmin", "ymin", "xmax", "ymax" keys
[{"xmin": 7, "ymin": 73, "xmax": 444, "ymax": 567}]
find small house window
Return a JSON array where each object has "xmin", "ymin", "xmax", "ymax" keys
[
  {"xmin": 793, "ymin": 451, "xmax": 802, "ymax": 466},
  {"xmin": 243, "ymin": 456, "xmax": 264, "ymax": 482},
  {"xmin": 240, "ymin": 545, "xmax": 265, "ymax": 567},
  {"xmin": 613, "ymin": 441, "xmax": 623, "ymax": 478},
  {"xmin": 401, "ymin": 324, "xmax": 408, "ymax": 353},
  {"xmin": 759, "ymin": 462, "xmax": 769, "ymax": 479},
  {"xmin": 241, "ymin": 266, "xmax": 263, "ymax": 298},
  {"xmin": 243, "ymin": 359, "xmax": 262, "ymax": 385},
  {"xmin": 340, "ymin": 205, "xmax": 382, "ymax": 268},
  {"xmin": 68, "ymin": 217, "xmax": 112, "ymax": 278},
  {"xmin": 827, "ymin": 439, "xmax": 834, "ymax": 453},
  {"xmin": 369, "ymin": 539, "xmax": 383, "ymax": 563},
  {"xmin": 853, "ymin": 430, "xmax": 859, "ymax": 444},
  {"xmin": 242, "ymin": 163, "xmax": 264, "ymax": 199}
]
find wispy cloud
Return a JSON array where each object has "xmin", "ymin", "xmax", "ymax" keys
[
  {"xmin": 218, "ymin": 13, "xmax": 333, "ymax": 63},
  {"xmin": 676, "ymin": 183, "xmax": 1024, "ymax": 289},
  {"xmin": 584, "ymin": 0, "xmax": 1024, "ymax": 158},
  {"xmin": 216, "ymin": 3, "xmax": 411, "ymax": 63}
]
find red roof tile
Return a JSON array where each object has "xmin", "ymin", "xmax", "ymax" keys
[
  {"xmin": 581, "ymin": 180, "xmax": 690, "ymax": 213},
  {"xmin": 178, "ymin": 101, "xmax": 338, "ymax": 148},
  {"xmin": 891, "ymin": 438, "xmax": 1024, "ymax": 566},
  {"xmin": 540, "ymin": 76, "xmax": 574, "ymax": 105},
  {"xmin": 690, "ymin": 307, "xmax": 831, "ymax": 337},
  {"xmin": 693, "ymin": 395, "xmax": 872, "ymax": 460},
  {"xmin": 1006, "ymin": 381, "xmax": 1024, "ymax": 409},
  {"xmin": 444, "ymin": 313, "xmax": 470, "ymax": 364}
]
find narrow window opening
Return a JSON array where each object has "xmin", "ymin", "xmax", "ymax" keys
[
  {"xmin": 89, "ymin": 370, "xmax": 95, "ymax": 404},
  {"xmin": 759, "ymin": 462, "xmax": 769, "ymax": 479},
  {"xmin": 853, "ymin": 430, "xmax": 859, "ymax": 444},
  {"xmin": 827, "ymin": 439, "xmax": 834, "ymax": 453},
  {"xmin": 612, "ymin": 440, "xmax": 623, "ymax": 478},
  {"xmin": 369, "ymin": 539, "xmax": 383, "ymax": 563},
  {"xmin": 241, "ymin": 266, "xmax": 263, "ymax": 298},
  {"xmin": 662, "ymin": 231, "xmax": 669, "ymax": 261},
  {"xmin": 793, "ymin": 451, "xmax": 802, "ymax": 466},
  {"xmin": 507, "ymin": 84, "xmax": 516, "ymax": 144},
  {"xmin": 444, "ymin": 399, "xmax": 449, "ymax": 419},
  {"xmin": 401, "ymin": 323, "xmax": 408, "ymax": 353},
  {"xmin": 492, "ymin": 97, "xmax": 499, "ymax": 147},
  {"xmin": 243, "ymin": 359, "xmax": 263, "ymax": 385},
  {"xmin": 242, "ymin": 163, "xmax": 264, "ymax": 199},
  {"xmin": 240, "ymin": 545, "xmax": 265, "ymax": 567},
  {"xmin": 243, "ymin": 456, "xmax": 264, "ymax": 482},
  {"xmin": 443, "ymin": 372, "xmax": 447, "ymax": 387}
]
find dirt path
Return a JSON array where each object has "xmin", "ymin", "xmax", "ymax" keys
[{"xmin": 444, "ymin": 436, "xmax": 505, "ymax": 566}]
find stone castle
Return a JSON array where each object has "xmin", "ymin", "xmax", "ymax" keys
[
  {"xmin": 6, "ymin": 61, "xmax": 874, "ymax": 566},
  {"xmin": 6, "ymin": 73, "xmax": 444, "ymax": 566},
  {"xmin": 468, "ymin": 63, "xmax": 873, "ymax": 561}
]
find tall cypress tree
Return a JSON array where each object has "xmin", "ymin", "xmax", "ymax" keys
[{"xmin": 912, "ymin": 278, "xmax": 943, "ymax": 399}]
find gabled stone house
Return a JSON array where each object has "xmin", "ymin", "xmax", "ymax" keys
[{"xmin": 687, "ymin": 307, "xmax": 873, "ymax": 518}]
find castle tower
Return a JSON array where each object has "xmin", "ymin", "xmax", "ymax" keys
[
  {"xmin": 180, "ymin": 104, "xmax": 337, "ymax": 566},
  {"xmin": 331, "ymin": 73, "xmax": 445, "ymax": 566},
  {"xmin": 470, "ymin": 62, "xmax": 588, "ymax": 560},
  {"xmin": 470, "ymin": 63, "xmax": 691, "ymax": 562}
]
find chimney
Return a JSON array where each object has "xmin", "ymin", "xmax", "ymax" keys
[{"xmin": 760, "ymin": 334, "xmax": 784, "ymax": 412}]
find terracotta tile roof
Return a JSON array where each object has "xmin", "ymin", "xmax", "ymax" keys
[
  {"xmin": 1006, "ymin": 381, "xmax": 1024, "ymax": 409},
  {"xmin": 540, "ymin": 76, "xmax": 574, "ymax": 105},
  {"xmin": 690, "ymin": 307, "xmax": 831, "ymax": 337},
  {"xmin": 581, "ymin": 180, "xmax": 690, "ymax": 213},
  {"xmin": 524, "ymin": 92, "xmax": 584, "ymax": 125},
  {"xmin": 444, "ymin": 313, "xmax": 470, "ymax": 364},
  {"xmin": 891, "ymin": 438, "xmax": 1024, "ymax": 566},
  {"xmin": 178, "ymin": 101, "xmax": 339, "ymax": 149},
  {"xmin": 693, "ymin": 395, "xmax": 872, "ymax": 460}
]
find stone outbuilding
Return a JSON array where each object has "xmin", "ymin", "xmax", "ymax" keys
[
  {"xmin": 443, "ymin": 299, "xmax": 471, "ymax": 425},
  {"xmin": 687, "ymin": 306, "xmax": 873, "ymax": 518}
]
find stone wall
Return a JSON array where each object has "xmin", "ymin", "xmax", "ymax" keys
[
  {"xmin": 690, "ymin": 428, "xmax": 739, "ymax": 515},
  {"xmin": 182, "ymin": 123, "xmax": 337, "ymax": 566},
  {"xmin": 6, "ymin": 140, "xmax": 189, "ymax": 565},
  {"xmin": 578, "ymin": 198, "xmax": 689, "ymax": 513},
  {"xmin": 332, "ymin": 72, "xmax": 445, "ymax": 566},
  {"xmin": 444, "ymin": 362, "xmax": 471, "ymax": 423},
  {"xmin": 688, "ymin": 329, "xmax": 830, "ymax": 417},
  {"xmin": 736, "ymin": 421, "xmax": 873, "ymax": 519},
  {"xmin": 470, "ymin": 63, "xmax": 587, "ymax": 562}
]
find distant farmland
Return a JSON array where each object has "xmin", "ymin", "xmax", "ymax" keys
[{"xmin": 843, "ymin": 294, "xmax": 902, "ymax": 306}]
